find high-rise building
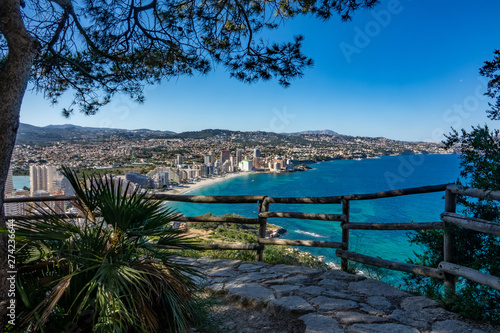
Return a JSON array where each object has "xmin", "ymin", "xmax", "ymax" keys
[
  {"xmin": 252, "ymin": 156, "xmax": 260, "ymax": 169},
  {"xmin": 53, "ymin": 171, "xmax": 75, "ymax": 196},
  {"xmin": 253, "ymin": 148, "xmax": 261, "ymax": 158},
  {"xmin": 30, "ymin": 165, "xmax": 56, "ymax": 196},
  {"xmin": 125, "ymin": 172, "xmax": 151, "ymax": 187},
  {"xmin": 204, "ymin": 154, "xmax": 213, "ymax": 165},
  {"xmin": 221, "ymin": 150, "xmax": 231, "ymax": 163},
  {"xmin": 175, "ymin": 154, "xmax": 184, "ymax": 165},
  {"xmin": 236, "ymin": 149, "xmax": 243, "ymax": 165},
  {"xmin": 5, "ymin": 165, "xmax": 14, "ymax": 196}
]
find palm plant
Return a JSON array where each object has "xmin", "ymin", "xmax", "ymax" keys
[{"xmin": 10, "ymin": 166, "xmax": 202, "ymax": 332}]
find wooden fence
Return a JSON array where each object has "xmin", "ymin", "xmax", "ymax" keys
[{"xmin": 4, "ymin": 183, "xmax": 500, "ymax": 295}]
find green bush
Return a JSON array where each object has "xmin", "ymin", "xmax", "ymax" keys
[
  {"xmin": 404, "ymin": 126, "xmax": 500, "ymax": 323},
  {"xmin": 5, "ymin": 167, "xmax": 204, "ymax": 332}
]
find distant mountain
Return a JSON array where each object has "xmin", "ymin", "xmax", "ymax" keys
[
  {"xmin": 16, "ymin": 123, "xmax": 176, "ymax": 145},
  {"xmin": 292, "ymin": 129, "xmax": 339, "ymax": 135}
]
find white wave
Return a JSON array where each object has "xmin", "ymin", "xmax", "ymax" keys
[{"xmin": 295, "ymin": 230, "xmax": 326, "ymax": 238}]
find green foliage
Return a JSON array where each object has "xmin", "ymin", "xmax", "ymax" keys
[
  {"xmin": 183, "ymin": 215, "xmax": 328, "ymax": 270},
  {"xmin": 12, "ymin": 1, "xmax": 378, "ymax": 115},
  {"xmin": 480, "ymin": 50, "xmax": 500, "ymax": 120},
  {"xmin": 4, "ymin": 167, "xmax": 203, "ymax": 332},
  {"xmin": 405, "ymin": 125, "xmax": 500, "ymax": 323}
]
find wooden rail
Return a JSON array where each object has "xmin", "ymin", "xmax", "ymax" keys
[
  {"xmin": 154, "ymin": 243, "xmax": 260, "ymax": 251},
  {"xmin": 258, "ymin": 212, "xmax": 346, "ymax": 222},
  {"xmin": 177, "ymin": 216, "xmax": 260, "ymax": 224},
  {"xmin": 441, "ymin": 212, "xmax": 500, "ymax": 236},
  {"xmin": 258, "ymin": 238, "xmax": 346, "ymax": 249},
  {"xmin": 438, "ymin": 262, "xmax": 500, "ymax": 291},
  {"xmin": 336, "ymin": 249, "xmax": 445, "ymax": 280},
  {"xmin": 344, "ymin": 222, "xmax": 444, "ymax": 230},
  {"xmin": 5, "ymin": 183, "xmax": 500, "ymax": 297},
  {"xmin": 446, "ymin": 184, "xmax": 500, "ymax": 201}
]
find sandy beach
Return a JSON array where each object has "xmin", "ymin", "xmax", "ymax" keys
[{"xmin": 165, "ymin": 172, "xmax": 256, "ymax": 195}]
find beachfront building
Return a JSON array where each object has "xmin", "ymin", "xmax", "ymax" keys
[
  {"xmin": 220, "ymin": 160, "xmax": 232, "ymax": 173},
  {"xmin": 204, "ymin": 153, "xmax": 213, "ymax": 165},
  {"xmin": 53, "ymin": 172, "xmax": 75, "ymax": 196},
  {"xmin": 30, "ymin": 165, "xmax": 57, "ymax": 196},
  {"xmin": 221, "ymin": 150, "xmax": 231, "ymax": 164},
  {"xmin": 239, "ymin": 160, "xmax": 252, "ymax": 172},
  {"xmin": 147, "ymin": 166, "xmax": 170, "ymax": 188},
  {"xmin": 253, "ymin": 148, "xmax": 261, "ymax": 158},
  {"xmin": 252, "ymin": 157, "xmax": 259, "ymax": 169},
  {"xmin": 126, "ymin": 172, "xmax": 151, "ymax": 187},
  {"xmin": 192, "ymin": 163, "xmax": 208, "ymax": 178},
  {"xmin": 236, "ymin": 149, "xmax": 243, "ymax": 165}
]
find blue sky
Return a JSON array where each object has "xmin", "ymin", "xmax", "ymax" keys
[{"xmin": 20, "ymin": 0, "xmax": 500, "ymax": 141}]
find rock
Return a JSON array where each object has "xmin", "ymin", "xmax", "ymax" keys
[
  {"xmin": 420, "ymin": 307, "xmax": 458, "ymax": 321},
  {"xmin": 238, "ymin": 263, "xmax": 264, "ymax": 272},
  {"xmin": 366, "ymin": 296, "xmax": 393, "ymax": 310},
  {"xmin": 232, "ymin": 271, "xmax": 282, "ymax": 283},
  {"xmin": 323, "ymin": 290, "xmax": 362, "ymax": 302},
  {"xmin": 310, "ymin": 296, "xmax": 359, "ymax": 311},
  {"xmin": 268, "ymin": 296, "xmax": 315, "ymax": 318},
  {"xmin": 271, "ymin": 284, "xmax": 300, "ymax": 297},
  {"xmin": 285, "ymin": 275, "xmax": 313, "ymax": 285},
  {"xmin": 319, "ymin": 278, "xmax": 348, "ymax": 290},
  {"xmin": 206, "ymin": 283, "xmax": 225, "ymax": 294},
  {"xmin": 401, "ymin": 296, "xmax": 439, "ymax": 312},
  {"xmin": 271, "ymin": 264, "xmax": 321, "ymax": 275},
  {"xmin": 360, "ymin": 305, "xmax": 390, "ymax": 317},
  {"xmin": 261, "ymin": 277, "xmax": 286, "ymax": 285},
  {"xmin": 387, "ymin": 310, "xmax": 430, "ymax": 330},
  {"xmin": 432, "ymin": 320, "xmax": 488, "ymax": 333},
  {"xmin": 336, "ymin": 311, "xmax": 389, "ymax": 324},
  {"xmin": 348, "ymin": 323, "xmax": 420, "ymax": 333},
  {"xmin": 299, "ymin": 313, "xmax": 343, "ymax": 333},
  {"xmin": 297, "ymin": 285, "xmax": 326, "ymax": 297},
  {"xmin": 209, "ymin": 259, "xmax": 242, "ymax": 267},
  {"xmin": 206, "ymin": 266, "xmax": 239, "ymax": 278},
  {"xmin": 322, "ymin": 269, "xmax": 366, "ymax": 282},
  {"xmin": 348, "ymin": 279, "xmax": 410, "ymax": 297},
  {"xmin": 225, "ymin": 283, "xmax": 275, "ymax": 309}
]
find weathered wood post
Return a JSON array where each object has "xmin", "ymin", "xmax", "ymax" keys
[
  {"xmin": 444, "ymin": 189, "xmax": 457, "ymax": 294},
  {"xmin": 257, "ymin": 197, "xmax": 269, "ymax": 261},
  {"xmin": 341, "ymin": 198, "xmax": 350, "ymax": 271}
]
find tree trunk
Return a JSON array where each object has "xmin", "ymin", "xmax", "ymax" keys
[{"xmin": 0, "ymin": 0, "xmax": 40, "ymax": 328}]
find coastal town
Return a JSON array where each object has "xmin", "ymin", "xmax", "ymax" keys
[
  {"xmin": 4, "ymin": 125, "xmax": 455, "ymax": 217},
  {"xmin": 11, "ymin": 125, "xmax": 453, "ymax": 172}
]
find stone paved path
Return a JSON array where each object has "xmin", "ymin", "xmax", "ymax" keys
[{"xmin": 180, "ymin": 257, "xmax": 498, "ymax": 333}]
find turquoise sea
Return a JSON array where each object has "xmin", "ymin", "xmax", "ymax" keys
[{"xmin": 169, "ymin": 154, "xmax": 461, "ymax": 282}]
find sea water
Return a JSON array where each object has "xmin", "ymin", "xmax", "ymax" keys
[{"xmin": 168, "ymin": 154, "xmax": 461, "ymax": 283}]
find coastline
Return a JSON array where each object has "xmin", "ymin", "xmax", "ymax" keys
[{"xmin": 165, "ymin": 171, "xmax": 257, "ymax": 195}]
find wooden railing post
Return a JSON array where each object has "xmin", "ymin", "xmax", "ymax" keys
[
  {"xmin": 257, "ymin": 197, "xmax": 269, "ymax": 261},
  {"xmin": 341, "ymin": 198, "xmax": 350, "ymax": 271},
  {"xmin": 444, "ymin": 189, "xmax": 457, "ymax": 294}
]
